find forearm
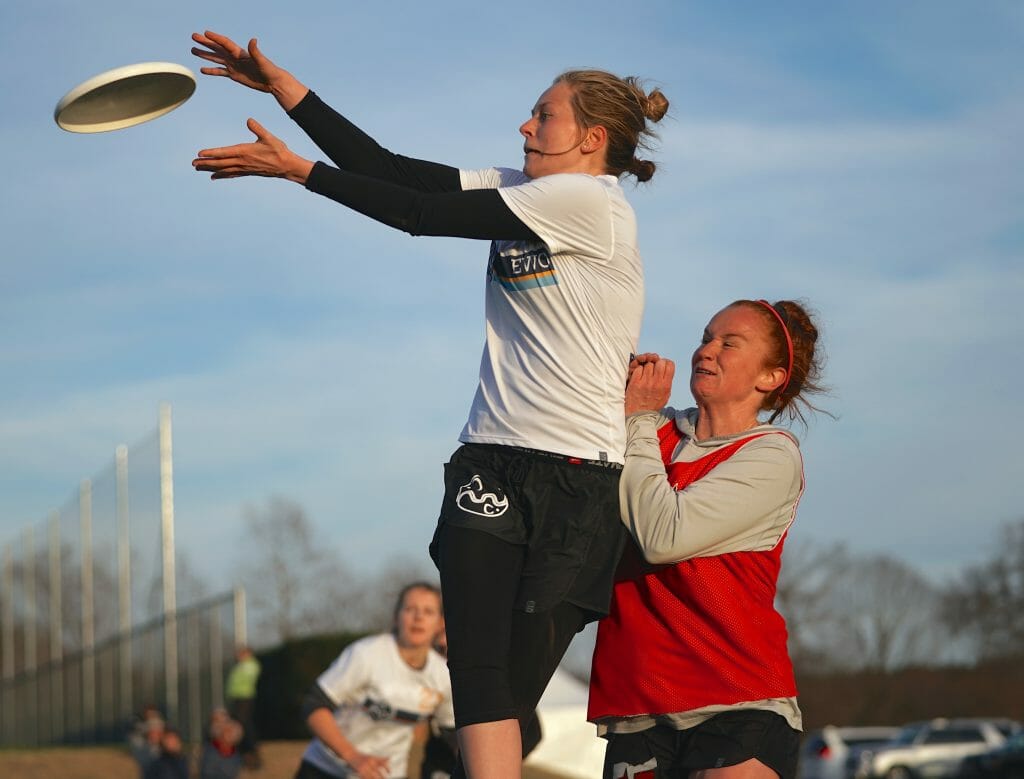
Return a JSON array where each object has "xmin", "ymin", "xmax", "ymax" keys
[
  {"xmin": 305, "ymin": 162, "xmax": 539, "ymax": 239},
  {"xmin": 620, "ymin": 415, "xmax": 796, "ymax": 563},
  {"xmin": 306, "ymin": 707, "xmax": 359, "ymax": 764},
  {"xmin": 289, "ymin": 91, "xmax": 461, "ymax": 191}
]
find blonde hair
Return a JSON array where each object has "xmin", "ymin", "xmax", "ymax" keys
[{"xmin": 554, "ymin": 69, "xmax": 669, "ymax": 182}]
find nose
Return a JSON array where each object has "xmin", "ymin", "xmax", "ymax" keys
[
  {"xmin": 519, "ymin": 117, "xmax": 535, "ymax": 138},
  {"xmin": 693, "ymin": 341, "xmax": 717, "ymax": 363}
]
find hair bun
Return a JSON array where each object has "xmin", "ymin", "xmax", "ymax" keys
[
  {"xmin": 629, "ymin": 158, "xmax": 656, "ymax": 183},
  {"xmin": 644, "ymin": 89, "xmax": 669, "ymax": 123}
]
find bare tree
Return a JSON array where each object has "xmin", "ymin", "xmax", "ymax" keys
[
  {"xmin": 350, "ymin": 553, "xmax": 439, "ymax": 633},
  {"xmin": 779, "ymin": 541, "xmax": 949, "ymax": 672},
  {"xmin": 777, "ymin": 537, "xmax": 852, "ymax": 672},
  {"xmin": 943, "ymin": 518, "xmax": 1024, "ymax": 662},
  {"xmin": 234, "ymin": 497, "xmax": 359, "ymax": 645},
  {"xmin": 826, "ymin": 554, "xmax": 946, "ymax": 671}
]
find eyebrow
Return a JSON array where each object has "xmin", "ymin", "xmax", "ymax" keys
[{"xmin": 705, "ymin": 329, "xmax": 750, "ymax": 340}]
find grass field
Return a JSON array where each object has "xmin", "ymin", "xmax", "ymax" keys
[{"xmin": 0, "ymin": 740, "xmax": 568, "ymax": 779}]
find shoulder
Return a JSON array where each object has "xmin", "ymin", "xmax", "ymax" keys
[
  {"xmin": 459, "ymin": 167, "xmax": 528, "ymax": 190},
  {"xmin": 518, "ymin": 172, "xmax": 612, "ymax": 197},
  {"xmin": 733, "ymin": 428, "xmax": 803, "ymax": 476},
  {"xmin": 424, "ymin": 650, "xmax": 452, "ymax": 682},
  {"xmin": 336, "ymin": 633, "xmax": 390, "ymax": 664}
]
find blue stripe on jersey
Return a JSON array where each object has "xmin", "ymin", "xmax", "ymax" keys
[{"xmin": 488, "ymin": 241, "xmax": 559, "ymax": 292}]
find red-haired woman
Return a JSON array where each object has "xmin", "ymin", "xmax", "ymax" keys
[
  {"xmin": 589, "ymin": 300, "xmax": 827, "ymax": 779},
  {"xmin": 190, "ymin": 31, "xmax": 669, "ymax": 779}
]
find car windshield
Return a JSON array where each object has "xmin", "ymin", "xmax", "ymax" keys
[
  {"xmin": 893, "ymin": 725, "xmax": 925, "ymax": 745},
  {"xmin": 847, "ymin": 738, "xmax": 893, "ymax": 748}
]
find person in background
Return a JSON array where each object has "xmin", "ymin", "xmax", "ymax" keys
[
  {"xmin": 128, "ymin": 704, "xmax": 166, "ymax": 779},
  {"xmin": 200, "ymin": 709, "xmax": 245, "ymax": 779},
  {"xmin": 589, "ymin": 299, "xmax": 828, "ymax": 779},
  {"xmin": 294, "ymin": 582, "xmax": 454, "ymax": 779},
  {"xmin": 143, "ymin": 726, "xmax": 189, "ymax": 779},
  {"xmin": 226, "ymin": 644, "xmax": 262, "ymax": 768}
]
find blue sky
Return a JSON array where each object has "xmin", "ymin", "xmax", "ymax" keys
[{"xmin": 2, "ymin": 0, "xmax": 1022, "ymax": 594}]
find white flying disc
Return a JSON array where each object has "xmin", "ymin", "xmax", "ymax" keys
[{"xmin": 54, "ymin": 62, "xmax": 196, "ymax": 133}]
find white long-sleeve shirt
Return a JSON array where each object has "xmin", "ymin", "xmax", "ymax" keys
[{"xmin": 619, "ymin": 407, "xmax": 802, "ymax": 565}]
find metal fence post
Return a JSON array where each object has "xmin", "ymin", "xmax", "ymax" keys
[
  {"xmin": 24, "ymin": 527, "xmax": 38, "ymax": 746},
  {"xmin": 233, "ymin": 588, "xmax": 247, "ymax": 650},
  {"xmin": 116, "ymin": 444, "xmax": 133, "ymax": 722},
  {"xmin": 48, "ymin": 512, "xmax": 63, "ymax": 742},
  {"xmin": 159, "ymin": 403, "xmax": 178, "ymax": 724},
  {"xmin": 2, "ymin": 545, "xmax": 14, "ymax": 745},
  {"xmin": 80, "ymin": 479, "xmax": 96, "ymax": 739}
]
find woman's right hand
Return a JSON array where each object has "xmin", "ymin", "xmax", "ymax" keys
[
  {"xmin": 625, "ymin": 353, "xmax": 674, "ymax": 415},
  {"xmin": 349, "ymin": 751, "xmax": 390, "ymax": 779},
  {"xmin": 191, "ymin": 31, "xmax": 308, "ymax": 110}
]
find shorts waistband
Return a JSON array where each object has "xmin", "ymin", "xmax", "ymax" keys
[{"xmin": 507, "ymin": 445, "xmax": 624, "ymax": 470}]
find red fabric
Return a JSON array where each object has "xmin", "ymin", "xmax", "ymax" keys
[{"xmin": 589, "ymin": 421, "xmax": 797, "ymax": 720}]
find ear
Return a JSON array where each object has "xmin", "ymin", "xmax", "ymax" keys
[
  {"xmin": 582, "ymin": 125, "xmax": 607, "ymax": 154},
  {"xmin": 756, "ymin": 366, "xmax": 788, "ymax": 395}
]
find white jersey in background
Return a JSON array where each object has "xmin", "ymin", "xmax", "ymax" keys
[
  {"xmin": 458, "ymin": 168, "xmax": 644, "ymax": 464},
  {"xmin": 302, "ymin": 633, "xmax": 454, "ymax": 779}
]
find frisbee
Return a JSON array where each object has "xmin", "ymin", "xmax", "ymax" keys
[{"xmin": 54, "ymin": 62, "xmax": 196, "ymax": 133}]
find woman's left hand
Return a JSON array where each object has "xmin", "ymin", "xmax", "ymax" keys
[
  {"xmin": 625, "ymin": 354, "xmax": 674, "ymax": 415},
  {"xmin": 193, "ymin": 118, "xmax": 314, "ymax": 183}
]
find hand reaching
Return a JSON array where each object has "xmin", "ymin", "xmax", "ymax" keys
[
  {"xmin": 625, "ymin": 353, "xmax": 674, "ymax": 415},
  {"xmin": 191, "ymin": 31, "xmax": 277, "ymax": 92},
  {"xmin": 191, "ymin": 31, "xmax": 307, "ymax": 110},
  {"xmin": 192, "ymin": 118, "xmax": 313, "ymax": 183}
]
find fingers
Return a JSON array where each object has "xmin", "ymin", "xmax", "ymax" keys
[
  {"xmin": 246, "ymin": 117, "xmax": 269, "ymax": 139},
  {"xmin": 627, "ymin": 358, "xmax": 675, "ymax": 389},
  {"xmin": 640, "ymin": 358, "xmax": 675, "ymax": 381},
  {"xmin": 248, "ymin": 37, "xmax": 266, "ymax": 63},
  {"xmin": 202, "ymin": 30, "xmax": 244, "ymax": 56}
]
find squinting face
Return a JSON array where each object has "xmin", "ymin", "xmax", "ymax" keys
[
  {"xmin": 690, "ymin": 305, "xmax": 779, "ymax": 409},
  {"xmin": 519, "ymin": 81, "xmax": 586, "ymax": 179},
  {"xmin": 395, "ymin": 588, "xmax": 444, "ymax": 650}
]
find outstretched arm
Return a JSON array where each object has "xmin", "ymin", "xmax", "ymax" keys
[
  {"xmin": 192, "ymin": 31, "xmax": 460, "ymax": 192},
  {"xmin": 193, "ymin": 121, "xmax": 538, "ymax": 240},
  {"xmin": 287, "ymin": 91, "xmax": 461, "ymax": 193}
]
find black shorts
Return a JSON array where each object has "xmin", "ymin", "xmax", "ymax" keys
[
  {"xmin": 429, "ymin": 443, "xmax": 626, "ymax": 617},
  {"xmin": 603, "ymin": 711, "xmax": 801, "ymax": 779}
]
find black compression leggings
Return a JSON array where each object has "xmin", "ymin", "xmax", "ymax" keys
[{"xmin": 435, "ymin": 523, "xmax": 587, "ymax": 738}]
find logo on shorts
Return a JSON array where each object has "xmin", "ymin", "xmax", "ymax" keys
[
  {"xmin": 611, "ymin": 759, "xmax": 657, "ymax": 779},
  {"xmin": 455, "ymin": 475, "xmax": 509, "ymax": 517}
]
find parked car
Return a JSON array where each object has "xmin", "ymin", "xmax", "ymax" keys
[
  {"xmin": 956, "ymin": 731, "xmax": 1024, "ymax": 778},
  {"xmin": 855, "ymin": 719, "xmax": 1018, "ymax": 779},
  {"xmin": 798, "ymin": 725, "xmax": 902, "ymax": 779}
]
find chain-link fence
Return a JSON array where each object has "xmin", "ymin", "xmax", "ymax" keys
[
  {"xmin": 0, "ymin": 589, "xmax": 244, "ymax": 746},
  {"xmin": 0, "ymin": 404, "xmax": 247, "ymax": 746}
]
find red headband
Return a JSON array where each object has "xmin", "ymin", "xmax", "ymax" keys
[{"xmin": 756, "ymin": 300, "xmax": 793, "ymax": 396}]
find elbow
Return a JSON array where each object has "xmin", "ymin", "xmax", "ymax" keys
[
  {"xmin": 640, "ymin": 547, "xmax": 676, "ymax": 566},
  {"xmin": 628, "ymin": 530, "xmax": 677, "ymax": 566}
]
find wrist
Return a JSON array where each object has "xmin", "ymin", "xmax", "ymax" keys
[
  {"xmin": 284, "ymin": 156, "xmax": 314, "ymax": 185},
  {"xmin": 270, "ymin": 72, "xmax": 308, "ymax": 111}
]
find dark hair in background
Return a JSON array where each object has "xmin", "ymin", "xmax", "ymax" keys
[{"xmin": 555, "ymin": 69, "xmax": 669, "ymax": 182}]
